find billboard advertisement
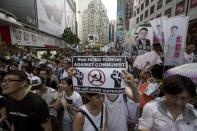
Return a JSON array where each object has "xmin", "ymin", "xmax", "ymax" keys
[
  {"xmin": 88, "ymin": 34, "xmax": 99, "ymax": 43},
  {"xmin": 116, "ymin": 0, "xmax": 125, "ymax": 40},
  {"xmin": 163, "ymin": 16, "xmax": 189, "ymax": 66},
  {"xmin": 10, "ymin": 27, "xmax": 64, "ymax": 47},
  {"xmin": 65, "ymin": 0, "xmax": 76, "ymax": 34},
  {"xmin": 0, "ymin": 0, "xmax": 38, "ymax": 27},
  {"xmin": 37, "ymin": 0, "xmax": 65, "ymax": 37}
]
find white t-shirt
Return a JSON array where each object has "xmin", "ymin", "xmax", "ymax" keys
[
  {"xmin": 81, "ymin": 104, "xmax": 106, "ymax": 131},
  {"xmin": 105, "ymin": 94, "xmax": 128, "ymax": 131},
  {"xmin": 61, "ymin": 91, "xmax": 83, "ymax": 119},
  {"xmin": 138, "ymin": 99, "xmax": 197, "ymax": 131},
  {"xmin": 33, "ymin": 87, "xmax": 58, "ymax": 105}
]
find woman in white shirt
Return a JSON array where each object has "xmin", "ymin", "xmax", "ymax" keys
[
  {"xmin": 138, "ymin": 75, "xmax": 197, "ymax": 131},
  {"xmin": 58, "ymin": 77, "xmax": 83, "ymax": 131},
  {"xmin": 73, "ymin": 93, "xmax": 108, "ymax": 131}
]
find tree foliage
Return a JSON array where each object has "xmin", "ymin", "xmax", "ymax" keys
[{"xmin": 62, "ymin": 27, "xmax": 80, "ymax": 45}]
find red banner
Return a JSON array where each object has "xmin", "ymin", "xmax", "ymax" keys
[
  {"xmin": 191, "ymin": 0, "xmax": 197, "ymax": 8},
  {"xmin": 176, "ymin": 0, "xmax": 185, "ymax": 15},
  {"xmin": 0, "ymin": 27, "xmax": 11, "ymax": 44}
]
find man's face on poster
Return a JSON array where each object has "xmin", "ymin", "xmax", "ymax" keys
[
  {"xmin": 171, "ymin": 27, "xmax": 178, "ymax": 37},
  {"xmin": 139, "ymin": 30, "xmax": 148, "ymax": 40}
]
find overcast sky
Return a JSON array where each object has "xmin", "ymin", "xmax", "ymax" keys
[{"xmin": 101, "ymin": 0, "xmax": 117, "ymax": 21}]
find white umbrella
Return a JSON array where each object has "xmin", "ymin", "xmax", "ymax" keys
[{"xmin": 164, "ymin": 63, "xmax": 197, "ymax": 85}]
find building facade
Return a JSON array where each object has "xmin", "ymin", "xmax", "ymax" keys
[
  {"xmin": 125, "ymin": 0, "xmax": 133, "ymax": 31},
  {"xmin": 82, "ymin": 0, "xmax": 109, "ymax": 46},
  {"xmin": 109, "ymin": 20, "xmax": 115, "ymax": 42},
  {"xmin": 0, "ymin": 0, "xmax": 78, "ymax": 48},
  {"xmin": 77, "ymin": 0, "xmax": 92, "ymax": 44},
  {"xmin": 130, "ymin": 0, "xmax": 197, "ymax": 28}
]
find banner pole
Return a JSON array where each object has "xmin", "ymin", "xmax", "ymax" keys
[{"xmin": 185, "ymin": 0, "xmax": 190, "ymax": 16}]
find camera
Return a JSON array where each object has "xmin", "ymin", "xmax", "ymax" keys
[{"xmin": 67, "ymin": 99, "xmax": 73, "ymax": 104}]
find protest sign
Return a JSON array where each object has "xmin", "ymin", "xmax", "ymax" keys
[
  {"xmin": 133, "ymin": 51, "xmax": 162, "ymax": 70},
  {"xmin": 135, "ymin": 26, "xmax": 153, "ymax": 55},
  {"xmin": 72, "ymin": 56, "xmax": 127, "ymax": 94},
  {"xmin": 150, "ymin": 16, "xmax": 167, "ymax": 48},
  {"xmin": 163, "ymin": 16, "xmax": 189, "ymax": 66}
]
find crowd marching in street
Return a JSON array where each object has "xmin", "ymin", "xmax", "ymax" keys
[{"xmin": 0, "ymin": 41, "xmax": 196, "ymax": 131}]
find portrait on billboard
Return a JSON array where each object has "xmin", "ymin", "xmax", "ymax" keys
[
  {"xmin": 13, "ymin": 28, "xmax": 22, "ymax": 41},
  {"xmin": 24, "ymin": 32, "xmax": 30, "ymax": 41}
]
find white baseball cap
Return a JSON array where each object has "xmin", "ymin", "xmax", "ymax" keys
[{"xmin": 30, "ymin": 76, "xmax": 42, "ymax": 90}]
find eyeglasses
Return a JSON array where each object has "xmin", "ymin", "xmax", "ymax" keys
[{"xmin": 1, "ymin": 79, "xmax": 23, "ymax": 84}]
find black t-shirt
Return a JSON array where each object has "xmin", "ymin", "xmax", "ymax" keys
[{"xmin": 6, "ymin": 92, "xmax": 50, "ymax": 131}]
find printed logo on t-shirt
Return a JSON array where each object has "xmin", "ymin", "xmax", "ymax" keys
[{"xmin": 9, "ymin": 112, "xmax": 31, "ymax": 117}]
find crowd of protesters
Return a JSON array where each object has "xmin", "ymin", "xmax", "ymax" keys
[{"xmin": 0, "ymin": 42, "xmax": 196, "ymax": 131}]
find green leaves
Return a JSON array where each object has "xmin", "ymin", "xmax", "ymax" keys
[{"xmin": 62, "ymin": 27, "xmax": 80, "ymax": 45}]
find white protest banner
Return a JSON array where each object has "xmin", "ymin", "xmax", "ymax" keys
[
  {"xmin": 163, "ymin": 16, "xmax": 189, "ymax": 66},
  {"xmin": 133, "ymin": 55, "xmax": 145, "ymax": 69},
  {"xmin": 72, "ymin": 56, "xmax": 126, "ymax": 94},
  {"xmin": 150, "ymin": 16, "xmax": 167, "ymax": 48},
  {"xmin": 135, "ymin": 26, "xmax": 153, "ymax": 55},
  {"xmin": 133, "ymin": 51, "xmax": 162, "ymax": 70}
]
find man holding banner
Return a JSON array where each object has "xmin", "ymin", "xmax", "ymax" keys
[{"xmin": 70, "ymin": 56, "xmax": 140, "ymax": 131}]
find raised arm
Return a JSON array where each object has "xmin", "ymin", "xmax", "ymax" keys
[{"xmin": 122, "ymin": 70, "xmax": 140, "ymax": 103}]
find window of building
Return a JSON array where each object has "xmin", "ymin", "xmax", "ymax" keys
[
  {"xmin": 145, "ymin": 0, "xmax": 149, "ymax": 7},
  {"xmin": 166, "ymin": 0, "xmax": 172, "ymax": 4},
  {"xmin": 137, "ymin": 8, "xmax": 139, "ymax": 14},
  {"xmin": 150, "ymin": 5, "xmax": 155, "ymax": 14},
  {"xmin": 151, "ymin": 0, "xmax": 154, "ymax": 2},
  {"xmin": 156, "ymin": 13, "xmax": 161, "ymax": 18},
  {"xmin": 157, "ymin": 0, "xmax": 163, "ymax": 10},
  {"xmin": 145, "ymin": 10, "xmax": 148, "ymax": 18},
  {"xmin": 134, "ymin": 11, "xmax": 136, "ymax": 16},
  {"xmin": 136, "ymin": 17, "xmax": 139, "ymax": 24},
  {"xmin": 140, "ymin": 14, "xmax": 143, "ymax": 21},
  {"xmin": 141, "ymin": 3, "xmax": 144, "ymax": 11},
  {"xmin": 165, "ymin": 8, "xmax": 172, "ymax": 17}
]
